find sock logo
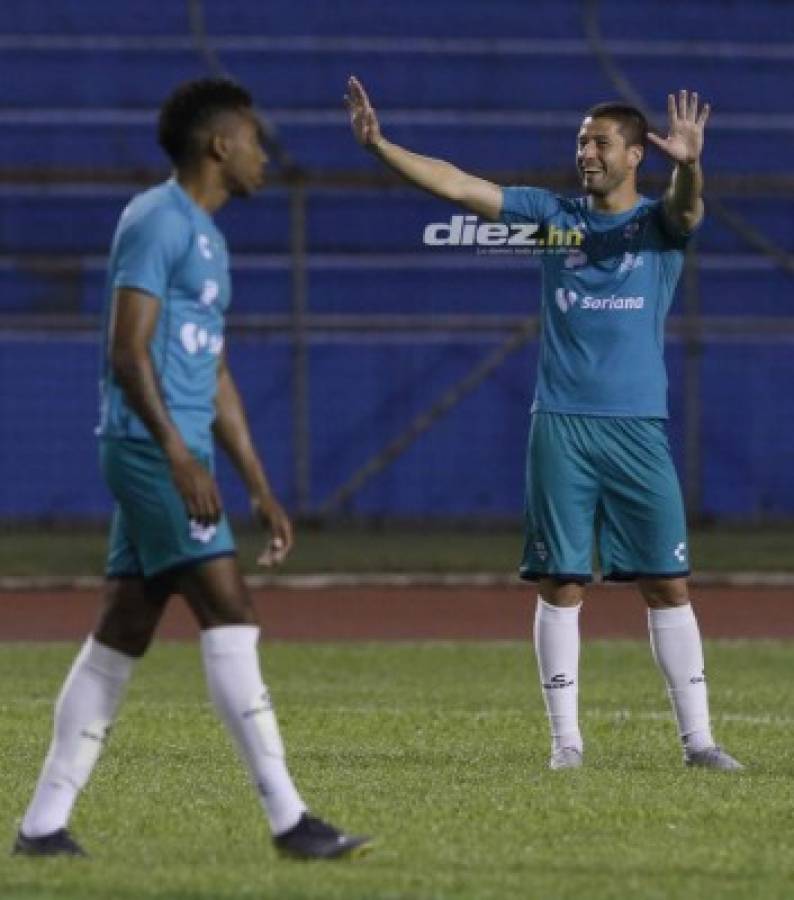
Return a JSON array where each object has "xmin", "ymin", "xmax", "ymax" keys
[
  {"xmin": 242, "ymin": 689, "xmax": 274, "ymax": 718},
  {"xmin": 543, "ymin": 672, "xmax": 575, "ymax": 690},
  {"xmin": 256, "ymin": 781, "xmax": 272, "ymax": 797},
  {"xmin": 690, "ymin": 669, "xmax": 707, "ymax": 685}
]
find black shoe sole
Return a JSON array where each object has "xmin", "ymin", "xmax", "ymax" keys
[{"xmin": 276, "ymin": 837, "xmax": 374, "ymax": 861}]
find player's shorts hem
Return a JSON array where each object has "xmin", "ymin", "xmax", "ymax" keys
[
  {"xmin": 519, "ymin": 570, "xmax": 593, "ymax": 585},
  {"xmin": 602, "ymin": 569, "xmax": 691, "ymax": 583},
  {"xmin": 105, "ymin": 570, "xmax": 143, "ymax": 580},
  {"xmin": 145, "ymin": 550, "xmax": 238, "ymax": 580}
]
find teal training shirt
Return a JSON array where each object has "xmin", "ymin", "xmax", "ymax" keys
[
  {"xmin": 501, "ymin": 187, "xmax": 690, "ymax": 418},
  {"xmin": 97, "ymin": 179, "xmax": 231, "ymax": 452}
]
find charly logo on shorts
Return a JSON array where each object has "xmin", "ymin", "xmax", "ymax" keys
[
  {"xmin": 533, "ymin": 539, "xmax": 549, "ymax": 561},
  {"xmin": 674, "ymin": 542, "xmax": 687, "ymax": 563},
  {"xmin": 189, "ymin": 519, "xmax": 217, "ymax": 544}
]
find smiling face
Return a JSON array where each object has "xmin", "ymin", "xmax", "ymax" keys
[{"xmin": 576, "ymin": 116, "xmax": 643, "ymax": 199}]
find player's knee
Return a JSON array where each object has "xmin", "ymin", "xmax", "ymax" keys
[
  {"xmin": 180, "ymin": 578, "xmax": 255, "ymax": 628},
  {"xmin": 538, "ymin": 579, "xmax": 585, "ymax": 607},
  {"xmin": 95, "ymin": 578, "xmax": 167, "ymax": 657},
  {"xmin": 94, "ymin": 613, "xmax": 157, "ymax": 657},
  {"xmin": 639, "ymin": 577, "xmax": 689, "ymax": 608},
  {"xmin": 177, "ymin": 557, "xmax": 257, "ymax": 628},
  {"xmin": 196, "ymin": 592, "xmax": 255, "ymax": 628}
]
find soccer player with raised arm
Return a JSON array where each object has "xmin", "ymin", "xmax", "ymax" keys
[
  {"xmin": 347, "ymin": 77, "xmax": 742, "ymax": 772},
  {"xmin": 14, "ymin": 79, "xmax": 371, "ymax": 860}
]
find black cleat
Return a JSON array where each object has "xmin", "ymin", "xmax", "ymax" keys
[
  {"xmin": 12, "ymin": 828, "xmax": 87, "ymax": 858},
  {"xmin": 273, "ymin": 813, "xmax": 372, "ymax": 861}
]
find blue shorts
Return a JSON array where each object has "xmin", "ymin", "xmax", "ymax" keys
[
  {"xmin": 100, "ymin": 438, "xmax": 236, "ymax": 580},
  {"xmin": 521, "ymin": 412, "xmax": 690, "ymax": 583}
]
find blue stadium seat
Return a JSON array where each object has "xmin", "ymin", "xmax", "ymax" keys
[
  {"xmin": 1, "ymin": 47, "xmax": 790, "ymax": 115},
  {"xmin": 0, "ymin": 118, "xmax": 789, "ymax": 175},
  {"xmin": 3, "ymin": 0, "xmax": 790, "ymax": 43}
]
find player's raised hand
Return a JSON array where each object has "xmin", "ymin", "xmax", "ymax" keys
[
  {"xmin": 345, "ymin": 75, "xmax": 382, "ymax": 148},
  {"xmin": 253, "ymin": 492, "xmax": 294, "ymax": 567},
  {"xmin": 648, "ymin": 90, "xmax": 710, "ymax": 165}
]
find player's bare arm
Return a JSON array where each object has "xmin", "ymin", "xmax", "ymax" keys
[
  {"xmin": 213, "ymin": 353, "xmax": 293, "ymax": 567},
  {"xmin": 648, "ymin": 89, "xmax": 710, "ymax": 234},
  {"xmin": 110, "ymin": 287, "xmax": 222, "ymax": 525},
  {"xmin": 345, "ymin": 74, "xmax": 503, "ymax": 220}
]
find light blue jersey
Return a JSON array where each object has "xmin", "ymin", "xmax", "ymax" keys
[
  {"xmin": 97, "ymin": 179, "xmax": 231, "ymax": 451},
  {"xmin": 501, "ymin": 187, "xmax": 689, "ymax": 418}
]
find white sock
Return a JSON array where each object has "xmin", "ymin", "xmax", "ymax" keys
[
  {"xmin": 21, "ymin": 637, "xmax": 134, "ymax": 837},
  {"xmin": 200, "ymin": 625, "xmax": 306, "ymax": 835},
  {"xmin": 533, "ymin": 598, "xmax": 583, "ymax": 753},
  {"xmin": 648, "ymin": 604, "xmax": 714, "ymax": 751}
]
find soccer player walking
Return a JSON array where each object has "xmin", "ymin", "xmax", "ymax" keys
[
  {"xmin": 347, "ymin": 77, "xmax": 742, "ymax": 772},
  {"xmin": 15, "ymin": 79, "xmax": 370, "ymax": 860}
]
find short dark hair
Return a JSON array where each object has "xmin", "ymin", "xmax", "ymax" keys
[
  {"xmin": 584, "ymin": 102, "xmax": 648, "ymax": 150},
  {"xmin": 158, "ymin": 78, "xmax": 253, "ymax": 166}
]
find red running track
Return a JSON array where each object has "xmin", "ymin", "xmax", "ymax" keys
[{"xmin": 1, "ymin": 584, "xmax": 792, "ymax": 641}]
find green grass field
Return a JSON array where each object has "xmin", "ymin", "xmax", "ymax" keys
[
  {"xmin": 2, "ymin": 640, "xmax": 793, "ymax": 899},
  {"xmin": 2, "ymin": 524, "xmax": 794, "ymax": 576}
]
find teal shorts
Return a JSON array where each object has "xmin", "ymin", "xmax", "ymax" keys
[
  {"xmin": 100, "ymin": 438, "xmax": 236, "ymax": 580},
  {"xmin": 521, "ymin": 412, "xmax": 689, "ymax": 583}
]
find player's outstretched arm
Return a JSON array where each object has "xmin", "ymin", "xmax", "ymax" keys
[
  {"xmin": 111, "ymin": 287, "xmax": 222, "ymax": 525},
  {"xmin": 345, "ymin": 75, "xmax": 503, "ymax": 220},
  {"xmin": 648, "ymin": 89, "xmax": 710, "ymax": 234},
  {"xmin": 212, "ymin": 353, "xmax": 293, "ymax": 567}
]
